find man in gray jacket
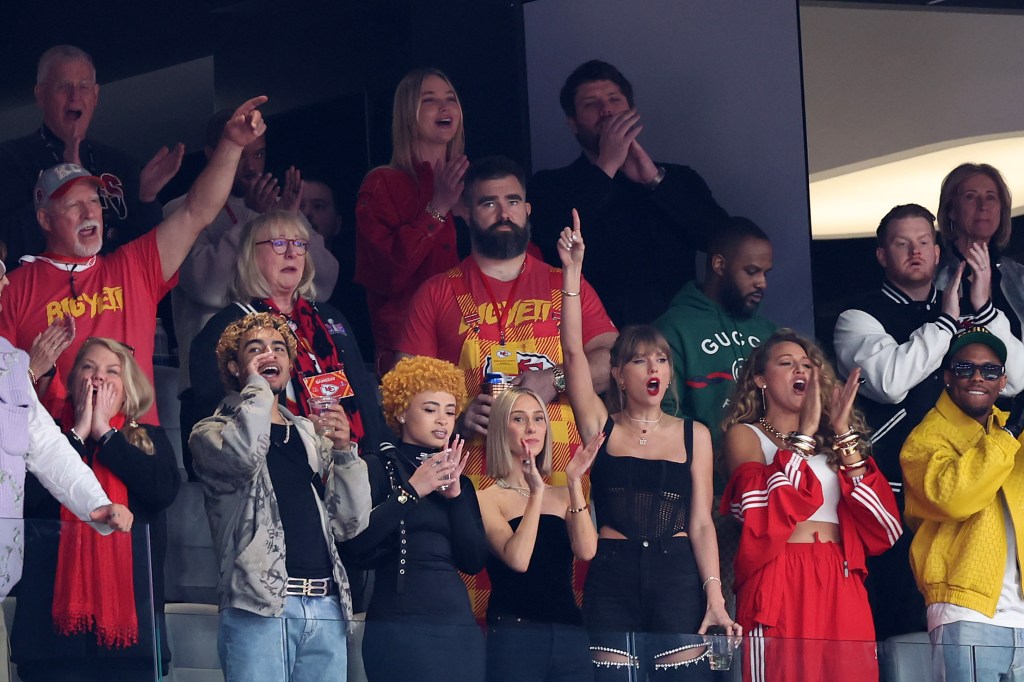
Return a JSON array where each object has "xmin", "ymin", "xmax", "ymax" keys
[{"xmin": 190, "ymin": 312, "xmax": 370, "ymax": 682}]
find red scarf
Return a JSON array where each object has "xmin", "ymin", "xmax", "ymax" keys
[
  {"xmin": 52, "ymin": 409, "xmax": 137, "ymax": 648},
  {"xmin": 264, "ymin": 297, "xmax": 365, "ymax": 442}
]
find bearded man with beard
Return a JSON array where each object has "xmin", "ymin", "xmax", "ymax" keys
[
  {"xmin": 396, "ymin": 156, "xmax": 617, "ymax": 616},
  {"xmin": 528, "ymin": 60, "xmax": 729, "ymax": 327},
  {"xmin": 654, "ymin": 217, "xmax": 775, "ymax": 469},
  {"xmin": 652, "ymin": 217, "xmax": 775, "ymax": 620}
]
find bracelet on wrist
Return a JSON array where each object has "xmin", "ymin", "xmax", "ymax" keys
[
  {"xmin": 838, "ymin": 457, "xmax": 869, "ymax": 471},
  {"xmin": 702, "ymin": 576, "xmax": 722, "ymax": 591},
  {"xmin": 425, "ymin": 203, "xmax": 446, "ymax": 223},
  {"xmin": 568, "ymin": 504, "xmax": 589, "ymax": 514},
  {"xmin": 27, "ymin": 367, "xmax": 38, "ymax": 385},
  {"xmin": 560, "ymin": 289, "xmax": 580, "ymax": 297},
  {"xmin": 645, "ymin": 166, "xmax": 667, "ymax": 190},
  {"xmin": 98, "ymin": 427, "xmax": 118, "ymax": 446},
  {"xmin": 69, "ymin": 428, "xmax": 85, "ymax": 445},
  {"xmin": 785, "ymin": 432, "xmax": 816, "ymax": 457},
  {"xmin": 833, "ymin": 427, "xmax": 856, "ymax": 441}
]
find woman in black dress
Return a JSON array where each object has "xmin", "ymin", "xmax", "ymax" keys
[
  {"xmin": 477, "ymin": 386, "xmax": 603, "ymax": 681},
  {"xmin": 341, "ymin": 355, "xmax": 488, "ymax": 681}
]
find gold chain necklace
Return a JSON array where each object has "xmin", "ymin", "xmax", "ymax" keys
[{"xmin": 758, "ymin": 417, "xmax": 785, "ymax": 442}]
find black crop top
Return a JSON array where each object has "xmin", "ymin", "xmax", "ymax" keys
[{"xmin": 590, "ymin": 418, "xmax": 693, "ymax": 540}]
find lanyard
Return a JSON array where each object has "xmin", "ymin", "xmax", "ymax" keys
[
  {"xmin": 224, "ymin": 203, "xmax": 238, "ymax": 225},
  {"xmin": 476, "ymin": 259, "xmax": 526, "ymax": 346}
]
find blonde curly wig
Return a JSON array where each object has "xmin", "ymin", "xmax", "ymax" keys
[
  {"xmin": 215, "ymin": 312, "xmax": 298, "ymax": 392},
  {"xmin": 381, "ymin": 355, "xmax": 468, "ymax": 432}
]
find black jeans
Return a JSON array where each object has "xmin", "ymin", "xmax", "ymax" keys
[{"xmin": 584, "ymin": 537, "xmax": 711, "ymax": 681}]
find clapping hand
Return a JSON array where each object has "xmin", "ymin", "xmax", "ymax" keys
[
  {"xmin": 28, "ymin": 316, "xmax": 74, "ymax": 380},
  {"xmin": 566, "ymin": 430, "xmax": 604, "ymax": 484},
  {"xmin": 140, "ymin": 143, "xmax": 185, "ymax": 202},
  {"xmin": 964, "ymin": 241, "xmax": 993, "ymax": 313},
  {"xmin": 595, "ymin": 109, "xmax": 642, "ymax": 178},
  {"xmin": 432, "ymin": 154, "xmax": 469, "ymax": 217},
  {"xmin": 831, "ymin": 367, "xmax": 862, "ymax": 436},
  {"xmin": 280, "ymin": 166, "xmax": 303, "ymax": 214},
  {"xmin": 245, "ymin": 172, "xmax": 282, "ymax": 213}
]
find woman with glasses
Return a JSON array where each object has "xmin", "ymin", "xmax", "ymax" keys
[{"xmin": 191, "ymin": 211, "xmax": 390, "ymax": 451}]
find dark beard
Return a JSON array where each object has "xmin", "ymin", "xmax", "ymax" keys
[
  {"xmin": 720, "ymin": 279, "xmax": 756, "ymax": 319},
  {"xmin": 471, "ymin": 218, "xmax": 531, "ymax": 260},
  {"xmin": 575, "ymin": 129, "xmax": 600, "ymax": 156}
]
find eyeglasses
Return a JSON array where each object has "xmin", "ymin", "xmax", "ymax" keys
[
  {"xmin": 255, "ymin": 238, "xmax": 309, "ymax": 255},
  {"xmin": 48, "ymin": 80, "xmax": 96, "ymax": 96},
  {"xmin": 950, "ymin": 362, "xmax": 1005, "ymax": 381}
]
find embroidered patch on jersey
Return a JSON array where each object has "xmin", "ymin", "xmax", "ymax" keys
[{"xmin": 325, "ymin": 319, "xmax": 347, "ymax": 335}]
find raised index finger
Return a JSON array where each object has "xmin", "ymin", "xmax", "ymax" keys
[{"xmin": 234, "ymin": 95, "xmax": 269, "ymax": 118}]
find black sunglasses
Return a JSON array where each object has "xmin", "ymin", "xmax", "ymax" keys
[{"xmin": 950, "ymin": 362, "xmax": 1005, "ymax": 381}]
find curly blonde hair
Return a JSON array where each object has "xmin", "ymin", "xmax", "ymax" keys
[
  {"xmin": 215, "ymin": 312, "xmax": 298, "ymax": 392},
  {"xmin": 381, "ymin": 356, "xmax": 467, "ymax": 432},
  {"xmin": 723, "ymin": 329, "xmax": 870, "ymax": 465}
]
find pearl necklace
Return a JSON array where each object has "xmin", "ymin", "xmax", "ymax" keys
[
  {"xmin": 623, "ymin": 409, "xmax": 663, "ymax": 424},
  {"xmin": 496, "ymin": 478, "xmax": 530, "ymax": 498},
  {"xmin": 758, "ymin": 417, "xmax": 785, "ymax": 442}
]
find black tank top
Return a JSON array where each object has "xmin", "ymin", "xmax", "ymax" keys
[
  {"xmin": 485, "ymin": 514, "xmax": 582, "ymax": 626},
  {"xmin": 590, "ymin": 418, "xmax": 693, "ymax": 540}
]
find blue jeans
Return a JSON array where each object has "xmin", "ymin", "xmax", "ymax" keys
[
  {"xmin": 218, "ymin": 596, "xmax": 348, "ymax": 682},
  {"xmin": 931, "ymin": 620, "xmax": 1024, "ymax": 681}
]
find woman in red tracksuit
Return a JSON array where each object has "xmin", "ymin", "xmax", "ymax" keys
[{"xmin": 721, "ymin": 330, "xmax": 901, "ymax": 682}]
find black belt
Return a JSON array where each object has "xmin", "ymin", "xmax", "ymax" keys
[{"xmin": 284, "ymin": 577, "xmax": 337, "ymax": 597}]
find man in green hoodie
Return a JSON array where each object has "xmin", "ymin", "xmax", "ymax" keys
[
  {"xmin": 655, "ymin": 216, "xmax": 776, "ymax": 475},
  {"xmin": 655, "ymin": 217, "xmax": 775, "ymax": 615}
]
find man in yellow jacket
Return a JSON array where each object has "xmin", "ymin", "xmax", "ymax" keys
[{"xmin": 901, "ymin": 325, "xmax": 1024, "ymax": 682}]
